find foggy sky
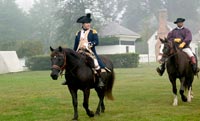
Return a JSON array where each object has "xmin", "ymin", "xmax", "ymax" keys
[{"xmin": 15, "ymin": 0, "xmax": 35, "ymax": 12}]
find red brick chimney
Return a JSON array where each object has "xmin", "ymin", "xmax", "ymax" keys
[{"xmin": 155, "ymin": 9, "xmax": 170, "ymax": 60}]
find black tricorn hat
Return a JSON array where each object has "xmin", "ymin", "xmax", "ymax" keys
[
  {"xmin": 76, "ymin": 13, "xmax": 92, "ymax": 23},
  {"xmin": 174, "ymin": 18, "xmax": 185, "ymax": 24}
]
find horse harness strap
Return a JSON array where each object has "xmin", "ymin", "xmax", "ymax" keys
[{"xmin": 52, "ymin": 52, "xmax": 67, "ymax": 77}]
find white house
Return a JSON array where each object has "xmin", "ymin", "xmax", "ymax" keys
[{"xmin": 96, "ymin": 22, "xmax": 140, "ymax": 54}]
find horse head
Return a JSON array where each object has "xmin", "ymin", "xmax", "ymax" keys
[
  {"xmin": 158, "ymin": 38, "xmax": 175, "ymax": 63},
  {"xmin": 50, "ymin": 46, "xmax": 66, "ymax": 80}
]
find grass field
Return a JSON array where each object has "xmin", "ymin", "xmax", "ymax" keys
[{"xmin": 0, "ymin": 63, "xmax": 200, "ymax": 121}]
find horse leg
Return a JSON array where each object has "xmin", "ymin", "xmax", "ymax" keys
[
  {"xmin": 83, "ymin": 89, "xmax": 94, "ymax": 117},
  {"xmin": 169, "ymin": 76, "xmax": 178, "ymax": 106},
  {"xmin": 187, "ymin": 86, "xmax": 192, "ymax": 102},
  {"xmin": 101, "ymin": 100, "xmax": 105, "ymax": 113},
  {"xmin": 179, "ymin": 77, "xmax": 187, "ymax": 102},
  {"xmin": 68, "ymin": 88, "xmax": 78, "ymax": 121},
  {"xmin": 95, "ymin": 88, "xmax": 105, "ymax": 115}
]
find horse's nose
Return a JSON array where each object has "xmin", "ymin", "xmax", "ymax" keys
[{"xmin": 51, "ymin": 73, "xmax": 58, "ymax": 80}]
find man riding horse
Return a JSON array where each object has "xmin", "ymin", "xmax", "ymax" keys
[
  {"xmin": 62, "ymin": 13, "xmax": 111, "ymax": 87},
  {"xmin": 157, "ymin": 18, "xmax": 199, "ymax": 76}
]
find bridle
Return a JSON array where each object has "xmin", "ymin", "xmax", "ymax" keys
[
  {"xmin": 163, "ymin": 41, "xmax": 176, "ymax": 56},
  {"xmin": 51, "ymin": 52, "xmax": 67, "ymax": 76}
]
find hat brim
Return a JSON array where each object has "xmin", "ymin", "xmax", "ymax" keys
[
  {"xmin": 77, "ymin": 16, "xmax": 92, "ymax": 23},
  {"xmin": 174, "ymin": 19, "xmax": 185, "ymax": 24}
]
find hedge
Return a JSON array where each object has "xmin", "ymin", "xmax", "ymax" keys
[
  {"xmin": 26, "ymin": 53, "xmax": 139, "ymax": 70},
  {"xmin": 25, "ymin": 55, "xmax": 51, "ymax": 70},
  {"xmin": 102, "ymin": 53, "xmax": 139, "ymax": 68}
]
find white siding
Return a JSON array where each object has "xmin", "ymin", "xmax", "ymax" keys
[{"xmin": 96, "ymin": 45, "xmax": 135, "ymax": 54}]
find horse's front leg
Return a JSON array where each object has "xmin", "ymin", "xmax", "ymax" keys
[
  {"xmin": 95, "ymin": 87, "xmax": 105, "ymax": 115},
  {"xmin": 179, "ymin": 77, "xmax": 187, "ymax": 102},
  {"xmin": 169, "ymin": 76, "xmax": 178, "ymax": 106},
  {"xmin": 83, "ymin": 89, "xmax": 94, "ymax": 117},
  {"xmin": 187, "ymin": 86, "xmax": 193, "ymax": 102},
  {"xmin": 69, "ymin": 88, "xmax": 78, "ymax": 121}
]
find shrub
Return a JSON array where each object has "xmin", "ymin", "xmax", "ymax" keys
[
  {"xmin": 102, "ymin": 53, "xmax": 139, "ymax": 68},
  {"xmin": 26, "ymin": 53, "xmax": 139, "ymax": 70},
  {"xmin": 26, "ymin": 55, "xmax": 51, "ymax": 70}
]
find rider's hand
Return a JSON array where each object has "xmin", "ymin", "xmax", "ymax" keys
[
  {"xmin": 174, "ymin": 38, "xmax": 181, "ymax": 43},
  {"xmin": 88, "ymin": 42, "xmax": 93, "ymax": 48},
  {"xmin": 179, "ymin": 42, "xmax": 186, "ymax": 49}
]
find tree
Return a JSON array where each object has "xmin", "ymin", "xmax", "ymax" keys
[
  {"xmin": 16, "ymin": 40, "xmax": 43, "ymax": 58},
  {"xmin": 28, "ymin": 0, "xmax": 60, "ymax": 53},
  {"xmin": 56, "ymin": 0, "xmax": 125, "ymax": 48},
  {"xmin": 0, "ymin": 0, "xmax": 30, "ymax": 50}
]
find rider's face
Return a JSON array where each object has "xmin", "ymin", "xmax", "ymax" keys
[
  {"xmin": 177, "ymin": 22, "xmax": 184, "ymax": 28},
  {"xmin": 82, "ymin": 23, "xmax": 91, "ymax": 30}
]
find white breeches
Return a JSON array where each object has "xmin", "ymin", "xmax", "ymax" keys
[
  {"xmin": 94, "ymin": 58, "xmax": 100, "ymax": 70},
  {"xmin": 182, "ymin": 48, "xmax": 194, "ymax": 57}
]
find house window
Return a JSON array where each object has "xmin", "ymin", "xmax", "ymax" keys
[{"xmin": 121, "ymin": 41, "xmax": 135, "ymax": 45}]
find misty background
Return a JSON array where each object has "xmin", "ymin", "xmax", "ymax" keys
[{"xmin": 0, "ymin": 0, "xmax": 200, "ymax": 58}]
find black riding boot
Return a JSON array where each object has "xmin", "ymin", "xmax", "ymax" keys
[
  {"xmin": 191, "ymin": 56, "xmax": 199, "ymax": 74},
  {"xmin": 156, "ymin": 63, "xmax": 165, "ymax": 76},
  {"xmin": 97, "ymin": 69, "xmax": 105, "ymax": 88},
  {"xmin": 192, "ymin": 64, "xmax": 197, "ymax": 73},
  {"xmin": 61, "ymin": 80, "xmax": 68, "ymax": 85}
]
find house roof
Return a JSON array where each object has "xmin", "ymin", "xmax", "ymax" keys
[
  {"xmin": 147, "ymin": 21, "xmax": 177, "ymax": 43},
  {"xmin": 99, "ymin": 22, "xmax": 140, "ymax": 38}
]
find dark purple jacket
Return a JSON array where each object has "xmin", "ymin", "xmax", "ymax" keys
[{"xmin": 167, "ymin": 27, "xmax": 192, "ymax": 47}]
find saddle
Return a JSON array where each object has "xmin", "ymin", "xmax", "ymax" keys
[{"xmin": 77, "ymin": 48, "xmax": 106, "ymax": 75}]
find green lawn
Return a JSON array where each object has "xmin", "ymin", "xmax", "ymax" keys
[{"xmin": 0, "ymin": 63, "xmax": 200, "ymax": 121}]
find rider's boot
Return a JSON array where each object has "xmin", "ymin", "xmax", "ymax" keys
[
  {"xmin": 156, "ymin": 63, "xmax": 165, "ymax": 76},
  {"xmin": 97, "ymin": 69, "xmax": 105, "ymax": 88},
  {"xmin": 191, "ymin": 56, "xmax": 199, "ymax": 74}
]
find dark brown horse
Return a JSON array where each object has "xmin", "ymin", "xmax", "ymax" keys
[
  {"xmin": 50, "ymin": 46, "xmax": 115, "ymax": 120},
  {"xmin": 160, "ymin": 38, "xmax": 194, "ymax": 106}
]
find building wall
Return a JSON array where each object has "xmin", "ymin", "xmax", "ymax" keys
[{"xmin": 96, "ymin": 45, "xmax": 135, "ymax": 54}]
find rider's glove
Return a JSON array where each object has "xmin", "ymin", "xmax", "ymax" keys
[
  {"xmin": 179, "ymin": 42, "xmax": 186, "ymax": 49},
  {"xmin": 88, "ymin": 42, "xmax": 93, "ymax": 48},
  {"xmin": 174, "ymin": 38, "xmax": 181, "ymax": 43}
]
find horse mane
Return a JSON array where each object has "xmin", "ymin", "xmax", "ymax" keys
[{"xmin": 62, "ymin": 48, "xmax": 95, "ymax": 68}]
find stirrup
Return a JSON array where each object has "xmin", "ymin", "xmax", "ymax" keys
[{"xmin": 105, "ymin": 67, "xmax": 111, "ymax": 72}]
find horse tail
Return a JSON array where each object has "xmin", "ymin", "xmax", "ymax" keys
[{"xmin": 105, "ymin": 69, "xmax": 115, "ymax": 100}]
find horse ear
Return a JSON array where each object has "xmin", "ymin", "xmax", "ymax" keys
[
  {"xmin": 58, "ymin": 46, "xmax": 62, "ymax": 52},
  {"xmin": 164, "ymin": 37, "xmax": 168, "ymax": 42},
  {"xmin": 159, "ymin": 38, "xmax": 164, "ymax": 43},
  {"xmin": 50, "ymin": 46, "xmax": 54, "ymax": 51}
]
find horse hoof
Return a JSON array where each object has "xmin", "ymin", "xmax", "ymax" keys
[
  {"xmin": 72, "ymin": 118, "xmax": 78, "ymax": 121},
  {"xmin": 88, "ymin": 111, "xmax": 94, "ymax": 117},
  {"xmin": 181, "ymin": 96, "xmax": 187, "ymax": 102}
]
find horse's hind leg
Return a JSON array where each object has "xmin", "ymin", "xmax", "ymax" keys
[
  {"xmin": 179, "ymin": 77, "xmax": 187, "ymax": 102},
  {"xmin": 83, "ymin": 89, "xmax": 94, "ymax": 117},
  {"xmin": 95, "ymin": 88, "xmax": 105, "ymax": 115}
]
